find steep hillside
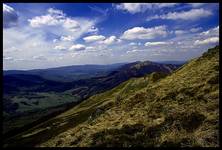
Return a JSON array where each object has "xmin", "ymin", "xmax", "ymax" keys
[
  {"xmin": 3, "ymin": 71, "xmax": 168, "ymax": 147},
  {"xmin": 3, "ymin": 60, "xmax": 179, "ymax": 141},
  {"xmin": 4, "ymin": 46, "xmax": 219, "ymax": 147}
]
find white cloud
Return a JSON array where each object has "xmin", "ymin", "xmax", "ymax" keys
[
  {"xmin": 69, "ymin": 44, "xmax": 86, "ymax": 51},
  {"xmin": 28, "ymin": 8, "xmax": 80, "ymax": 31},
  {"xmin": 83, "ymin": 35, "xmax": 121, "ymax": 45},
  {"xmin": 3, "ymin": 7, "xmax": 101, "ymax": 69},
  {"xmin": 60, "ymin": 35, "xmax": 75, "ymax": 41},
  {"xmin": 116, "ymin": 3, "xmax": 177, "ymax": 14},
  {"xmin": 28, "ymin": 8, "xmax": 96, "ymax": 43},
  {"xmin": 29, "ymin": 8, "xmax": 68, "ymax": 28},
  {"xmin": 48, "ymin": 8, "xmax": 64, "ymax": 16},
  {"xmin": 194, "ymin": 37, "xmax": 219, "ymax": 45},
  {"xmin": 126, "ymin": 49, "xmax": 145, "ymax": 54},
  {"xmin": 121, "ymin": 25, "xmax": 167, "ymax": 40},
  {"xmin": 200, "ymin": 26, "xmax": 219, "ymax": 36},
  {"xmin": 101, "ymin": 36, "xmax": 117, "ymax": 45},
  {"xmin": 54, "ymin": 45, "xmax": 66, "ymax": 50},
  {"xmin": 29, "ymin": 13, "xmax": 61, "ymax": 27},
  {"xmin": 62, "ymin": 18, "xmax": 80, "ymax": 31},
  {"xmin": 174, "ymin": 27, "xmax": 202, "ymax": 36},
  {"xmin": 3, "ymin": 4, "xmax": 18, "ymax": 28},
  {"xmin": 83, "ymin": 35, "xmax": 106, "ymax": 42},
  {"xmin": 4, "ymin": 26, "xmax": 54, "ymax": 67},
  {"xmin": 147, "ymin": 9, "xmax": 212, "ymax": 21},
  {"xmin": 144, "ymin": 41, "xmax": 170, "ymax": 46}
]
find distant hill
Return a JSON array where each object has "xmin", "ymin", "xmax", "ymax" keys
[
  {"xmin": 4, "ymin": 46, "xmax": 218, "ymax": 147},
  {"xmin": 4, "ymin": 61, "xmax": 179, "ymax": 96},
  {"xmin": 4, "ymin": 63, "xmax": 126, "ymax": 82}
]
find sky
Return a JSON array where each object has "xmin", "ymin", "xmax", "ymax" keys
[{"xmin": 3, "ymin": 3, "xmax": 219, "ymax": 70}]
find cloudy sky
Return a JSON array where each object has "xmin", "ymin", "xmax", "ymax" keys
[{"xmin": 3, "ymin": 3, "xmax": 219, "ymax": 70}]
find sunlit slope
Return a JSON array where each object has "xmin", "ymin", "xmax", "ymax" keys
[
  {"xmin": 4, "ymin": 70, "xmax": 164, "ymax": 147},
  {"xmin": 41, "ymin": 46, "xmax": 219, "ymax": 147}
]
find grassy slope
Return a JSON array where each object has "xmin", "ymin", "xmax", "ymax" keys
[
  {"xmin": 40, "ymin": 46, "xmax": 219, "ymax": 147},
  {"xmin": 4, "ymin": 71, "xmax": 159, "ymax": 147},
  {"xmin": 4, "ymin": 46, "xmax": 219, "ymax": 147}
]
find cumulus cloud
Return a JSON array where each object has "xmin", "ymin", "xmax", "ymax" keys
[
  {"xmin": 3, "ymin": 4, "xmax": 18, "ymax": 28},
  {"xmin": 194, "ymin": 37, "xmax": 219, "ymax": 45},
  {"xmin": 121, "ymin": 26, "xmax": 167, "ymax": 40},
  {"xmin": 101, "ymin": 36, "xmax": 117, "ymax": 45},
  {"xmin": 83, "ymin": 35, "xmax": 106, "ymax": 43},
  {"xmin": 28, "ymin": 8, "xmax": 97, "ymax": 43},
  {"xmin": 83, "ymin": 34, "xmax": 121, "ymax": 45},
  {"xmin": 147, "ymin": 9, "xmax": 212, "ymax": 21},
  {"xmin": 69, "ymin": 44, "xmax": 86, "ymax": 51},
  {"xmin": 116, "ymin": 3, "xmax": 178, "ymax": 14},
  {"xmin": 144, "ymin": 41, "xmax": 171, "ymax": 46},
  {"xmin": 28, "ymin": 8, "xmax": 68, "ymax": 28},
  {"xmin": 28, "ymin": 8, "xmax": 81, "ymax": 32}
]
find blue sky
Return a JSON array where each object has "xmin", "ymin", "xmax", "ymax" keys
[{"xmin": 3, "ymin": 3, "xmax": 219, "ymax": 70}]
